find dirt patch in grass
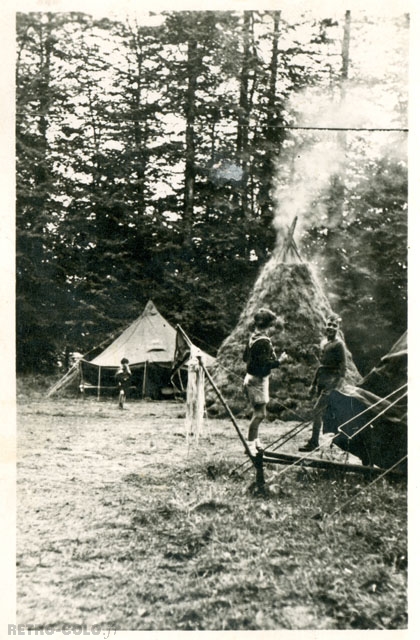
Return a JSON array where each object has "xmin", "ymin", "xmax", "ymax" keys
[{"xmin": 17, "ymin": 392, "xmax": 407, "ymax": 630}]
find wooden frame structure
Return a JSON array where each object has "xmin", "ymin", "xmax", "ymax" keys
[
  {"xmin": 198, "ymin": 356, "xmax": 405, "ymax": 492},
  {"xmin": 280, "ymin": 216, "xmax": 303, "ymax": 263}
]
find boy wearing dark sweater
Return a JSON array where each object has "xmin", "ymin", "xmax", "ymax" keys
[
  {"xmin": 243, "ymin": 308, "xmax": 288, "ymax": 456},
  {"xmin": 299, "ymin": 314, "xmax": 346, "ymax": 452}
]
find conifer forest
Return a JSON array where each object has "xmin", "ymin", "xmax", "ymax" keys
[
  {"xmin": 16, "ymin": 7, "xmax": 409, "ymax": 375},
  {"xmin": 14, "ymin": 5, "xmax": 410, "ymax": 632}
]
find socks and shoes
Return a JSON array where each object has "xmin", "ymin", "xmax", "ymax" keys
[
  {"xmin": 298, "ymin": 441, "xmax": 318, "ymax": 452},
  {"xmin": 245, "ymin": 438, "xmax": 264, "ymax": 456}
]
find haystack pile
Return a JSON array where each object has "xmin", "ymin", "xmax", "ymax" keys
[{"xmin": 206, "ymin": 252, "xmax": 361, "ymax": 419}]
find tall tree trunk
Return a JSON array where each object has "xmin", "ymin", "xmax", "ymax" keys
[
  {"xmin": 35, "ymin": 17, "xmax": 53, "ymax": 193},
  {"xmin": 236, "ymin": 11, "xmax": 252, "ymax": 215},
  {"xmin": 328, "ymin": 10, "xmax": 351, "ymax": 228},
  {"xmin": 85, "ymin": 80, "xmax": 104, "ymax": 247},
  {"xmin": 133, "ymin": 38, "xmax": 146, "ymax": 215},
  {"xmin": 259, "ymin": 11, "xmax": 283, "ymax": 225},
  {"xmin": 16, "ymin": 13, "xmax": 61, "ymax": 371},
  {"xmin": 183, "ymin": 37, "xmax": 199, "ymax": 252}
]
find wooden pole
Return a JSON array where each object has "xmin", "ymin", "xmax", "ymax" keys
[
  {"xmin": 186, "ymin": 353, "xmax": 205, "ymax": 442},
  {"xmin": 281, "ymin": 216, "xmax": 302, "ymax": 263},
  {"xmin": 46, "ymin": 362, "xmax": 78, "ymax": 397},
  {"xmin": 176, "ymin": 323, "xmax": 193, "ymax": 348},
  {"xmin": 142, "ymin": 361, "xmax": 148, "ymax": 398},
  {"xmin": 199, "ymin": 357, "xmax": 257, "ymax": 467},
  {"xmin": 79, "ymin": 361, "xmax": 85, "ymax": 400},
  {"xmin": 97, "ymin": 366, "xmax": 101, "ymax": 401},
  {"xmin": 178, "ymin": 369, "xmax": 185, "ymax": 392},
  {"xmin": 261, "ymin": 449, "xmax": 405, "ymax": 477},
  {"xmin": 255, "ymin": 450, "xmax": 266, "ymax": 490}
]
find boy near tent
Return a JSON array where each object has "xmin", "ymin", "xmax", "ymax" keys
[
  {"xmin": 115, "ymin": 358, "xmax": 132, "ymax": 409},
  {"xmin": 243, "ymin": 308, "xmax": 288, "ymax": 456},
  {"xmin": 299, "ymin": 314, "xmax": 346, "ymax": 452}
]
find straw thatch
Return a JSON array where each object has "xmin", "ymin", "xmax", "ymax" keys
[{"xmin": 206, "ymin": 252, "xmax": 361, "ymax": 419}]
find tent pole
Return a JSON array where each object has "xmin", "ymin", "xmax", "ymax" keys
[
  {"xmin": 178, "ymin": 369, "xmax": 185, "ymax": 392},
  {"xmin": 45, "ymin": 362, "xmax": 78, "ymax": 397},
  {"xmin": 78, "ymin": 361, "xmax": 85, "ymax": 400},
  {"xmin": 199, "ymin": 357, "xmax": 257, "ymax": 468},
  {"xmin": 97, "ymin": 366, "xmax": 101, "ymax": 401},
  {"xmin": 142, "ymin": 361, "xmax": 148, "ymax": 398}
]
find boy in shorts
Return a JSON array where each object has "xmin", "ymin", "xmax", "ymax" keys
[
  {"xmin": 243, "ymin": 308, "xmax": 288, "ymax": 456},
  {"xmin": 115, "ymin": 357, "xmax": 132, "ymax": 409}
]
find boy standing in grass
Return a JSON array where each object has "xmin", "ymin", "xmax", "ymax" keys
[
  {"xmin": 115, "ymin": 357, "xmax": 132, "ymax": 409},
  {"xmin": 243, "ymin": 308, "xmax": 288, "ymax": 456},
  {"xmin": 299, "ymin": 314, "xmax": 346, "ymax": 452}
]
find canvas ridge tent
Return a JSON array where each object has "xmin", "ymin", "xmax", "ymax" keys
[{"xmin": 79, "ymin": 300, "xmax": 214, "ymax": 399}]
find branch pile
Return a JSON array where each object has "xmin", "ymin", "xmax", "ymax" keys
[{"xmin": 206, "ymin": 253, "xmax": 361, "ymax": 419}]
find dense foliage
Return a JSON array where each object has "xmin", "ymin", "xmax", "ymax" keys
[{"xmin": 16, "ymin": 9, "xmax": 408, "ymax": 374}]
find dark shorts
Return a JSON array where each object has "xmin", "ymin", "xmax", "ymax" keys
[
  {"xmin": 316, "ymin": 371, "xmax": 341, "ymax": 395},
  {"xmin": 116, "ymin": 375, "xmax": 131, "ymax": 391},
  {"xmin": 314, "ymin": 373, "xmax": 341, "ymax": 422}
]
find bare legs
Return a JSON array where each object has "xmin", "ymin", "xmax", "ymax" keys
[
  {"xmin": 247, "ymin": 404, "xmax": 266, "ymax": 442},
  {"xmin": 118, "ymin": 388, "xmax": 125, "ymax": 409},
  {"xmin": 299, "ymin": 390, "xmax": 329, "ymax": 452}
]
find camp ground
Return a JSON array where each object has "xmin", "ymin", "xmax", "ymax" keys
[
  {"xmin": 47, "ymin": 300, "xmax": 215, "ymax": 401},
  {"xmin": 46, "ymin": 281, "xmax": 407, "ymax": 487},
  {"xmin": 16, "ymin": 323, "xmax": 408, "ymax": 630},
  {"xmin": 194, "ymin": 318, "xmax": 407, "ymax": 490},
  {"xmin": 19, "ymin": 235, "xmax": 408, "ymax": 632},
  {"xmin": 15, "ymin": 6, "xmax": 409, "ymax": 633},
  {"xmin": 15, "ymin": 206, "xmax": 408, "ymax": 631}
]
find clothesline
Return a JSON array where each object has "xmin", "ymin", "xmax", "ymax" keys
[{"xmin": 15, "ymin": 111, "xmax": 408, "ymax": 133}]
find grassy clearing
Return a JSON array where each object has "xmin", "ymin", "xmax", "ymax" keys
[{"xmin": 17, "ymin": 384, "xmax": 407, "ymax": 630}]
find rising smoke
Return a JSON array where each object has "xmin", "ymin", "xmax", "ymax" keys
[
  {"xmin": 272, "ymin": 133, "xmax": 345, "ymax": 245},
  {"xmin": 271, "ymin": 83, "xmax": 407, "ymax": 250}
]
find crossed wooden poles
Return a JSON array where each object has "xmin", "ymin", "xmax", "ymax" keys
[
  {"xmin": 198, "ymin": 356, "xmax": 400, "ymax": 492},
  {"xmin": 177, "ymin": 319, "xmax": 404, "ymax": 493}
]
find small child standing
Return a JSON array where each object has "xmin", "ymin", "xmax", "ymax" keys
[{"xmin": 115, "ymin": 357, "xmax": 132, "ymax": 409}]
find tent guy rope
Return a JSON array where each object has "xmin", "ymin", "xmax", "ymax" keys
[{"xmin": 324, "ymin": 454, "xmax": 408, "ymax": 519}]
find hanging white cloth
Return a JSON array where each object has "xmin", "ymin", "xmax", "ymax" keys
[{"xmin": 185, "ymin": 347, "xmax": 206, "ymax": 444}]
